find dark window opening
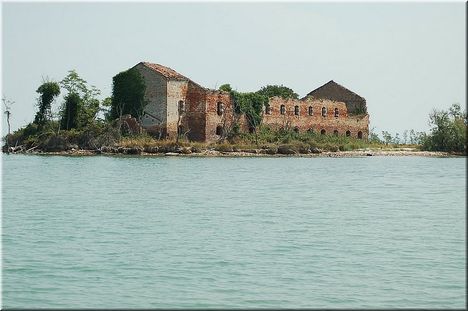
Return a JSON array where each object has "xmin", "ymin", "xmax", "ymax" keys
[
  {"xmin": 358, "ymin": 131, "xmax": 363, "ymax": 139},
  {"xmin": 249, "ymin": 126, "xmax": 255, "ymax": 133},
  {"xmin": 293, "ymin": 127, "xmax": 299, "ymax": 133},
  {"xmin": 321, "ymin": 107, "xmax": 327, "ymax": 117},
  {"xmin": 178, "ymin": 100, "xmax": 185, "ymax": 114},
  {"xmin": 216, "ymin": 125, "xmax": 223, "ymax": 136},
  {"xmin": 307, "ymin": 128, "xmax": 314, "ymax": 133},
  {"xmin": 294, "ymin": 105, "xmax": 300, "ymax": 116},
  {"xmin": 333, "ymin": 130, "xmax": 339, "ymax": 136},
  {"xmin": 308, "ymin": 106, "xmax": 313, "ymax": 116},
  {"xmin": 280, "ymin": 105, "xmax": 286, "ymax": 115},
  {"xmin": 334, "ymin": 108, "xmax": 339, "ymax": 118},
  {"xmin": 265, "ymin": 104, "xmax": 272, "ymax": 115},
  {"xmin": 346, "ymin": 130, "xmax": 351, "ymax": 137},
  {"xmin": 217, "ymin": 102, "xmax": 224, "ymax": 116},
  {"xmin": 321, "ymin": 129, "xmax": 326, "ymax": 135}
]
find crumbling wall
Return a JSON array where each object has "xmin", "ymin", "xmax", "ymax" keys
[
  {"xmin": 134, "ymin": 63, "xmax": 167, "ymax": 132},
  {"xmin": 166, "ymin": 80, "xmax": 188, "ymax": 139},
  {"xmin": 205, "ymin": 90, "xmax": 234, "ymax": 142},
  {"xmin": 262, "ymin": 97, "xmax": 369, "ymax": 139},
  {"xmin": 184, "ymin": 82, "xmax": 207, "ymax": 141}
]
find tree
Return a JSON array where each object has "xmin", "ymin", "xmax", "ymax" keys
[
  {"xmin": 256, "ymin": 84, "xmax": 299, "ymax": 100},
  {"xmin": 421, "ymin": 103, "xmax": 466, "ymax": 153},
  {"xmin": 60, "ymin": 93, "xmax": 81, "ymax": 130},
  {"xmin": 34, "ymin": 81, "xmax": 60, "ymax": 127},
  {"xmin": 60, "ymin": 70, "xmax": 101, "ymax": 129},
  {"xmin": 218, "ymin": 84, "xmax": 232, "ymax": 92},
  {"xmin": 110, "ymin": 68, "xmax": 146, "ymax": 120},
  {"xmin": 2, "ymin": 97, "xmax": 13, "ymax": 154},
  {"xmin": 382, "ymin": 131, "xmax": 393, "ymax": 145}
]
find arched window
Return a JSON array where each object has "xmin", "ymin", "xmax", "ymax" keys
[
  {"xmin": 346, "ymin": 130, "xmax": 351, "ymax": 137},
  {"xmin": 321, "ymin": 107, "xmax": 327, "ymax": 117},
  {"xmin": 178, "ymin": 100, "xmax": 185, "ymax": 114},
  {"xmin": 280, "ymin": 105, "xmax": 286, "ymax": 115},
  {"xmin": 216, "ymin": 125, "xmax": 223, "ymax": 136},
  {"xmin": 293, "ymin": 126, "xmax": 299, "ymax": 133},
  {"xmin": 217, "ymin": 102, "xmax": 224, "ymax": 116},
  {"xmin": 358, "ymin": 131, "xmax": 363, "ymax": 139},
  {"xmin": 265, "ymin": 104, "xmax": 272, "ymax": 115},
  {"xmin": 308, "ymin": 106, "xmax": 313, "ymax": 116},
  {"xmin": 294, "ymin": 105, "xmax": 300, "ymax": 116},
  {"xmin": 321, "ymin": 129, "xmax": 326, "ymax": 135},
  {"xmin": 334, "ymin": 108, "xmax": 339, "ymax": 118},
  {"xmin": 333, "ymin": 130, "xmax": 339, "ymax": 136}
]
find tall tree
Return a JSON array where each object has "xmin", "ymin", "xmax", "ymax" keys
[
  {"xmin": 34, "ymin": 81, "xmax": 60, "ymax": 127},
  {"xmin": 60, "ymin": 93, "xmax": 81, "ymax": 130},
  {"xmin": 59, "ymin": 70, "xmax": 101, "ymax": 129}
]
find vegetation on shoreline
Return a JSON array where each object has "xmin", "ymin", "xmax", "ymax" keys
[{"xmin": 2, "ymin": 71, "xmax": 466, "ymax": 155}]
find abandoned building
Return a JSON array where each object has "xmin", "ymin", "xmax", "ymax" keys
[{"xmin": 132, "ymin": 62, "xmax": 369, "ymax": 141}]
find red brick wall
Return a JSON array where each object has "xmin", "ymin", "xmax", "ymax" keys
[
  {"xmin": 183, "ymin": 82, "xmax": 207, "ymax": 141},
  {"xmin": 205, "ymin": 90, "xmax": 235, "ymax": 142},
  {"xmin": 262, "ymin": 97, "xmax": 369, "ymax": 139}
]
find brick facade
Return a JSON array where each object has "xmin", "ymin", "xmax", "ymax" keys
[{"xmin": 132, "ymin": 62, "xmax": 369, "ymax": 142}]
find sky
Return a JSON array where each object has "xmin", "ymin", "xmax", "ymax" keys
[{"xmin": 1, "ymin": 1, "xmax": 466, "ymax": 137}]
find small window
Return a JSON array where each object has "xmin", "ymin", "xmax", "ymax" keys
[
  {"xmin": 333, "ymin": 130, "xmax": 339, "ymax": 136},
  {"xmin": 293, "ymin": 126, "xmax": 299, "ymax": 133},
  {"xmin": 346, "ymin": 130, "xmax": 351, "ymax": 137},
  {"xmin": 358, "ymin": 131, "xmax": 363, "ymax": 139},
  {"xmin": 321, "ymin": 107, "xmax": 327, "ymax": 117},
  {"xmin": 265, "ymin": 104, "xmax": 272, "ymax": 115},
  {"xmin": 280, "ymin": 105, "xmax": 286, "ymax": 115},
  {"xmin": 178, "ymin": 100, "xmax": 185, "ymax": 114},
  {"xmin": 217, "ymin": 102, "xmax": 224, "ymax": 116},
  {"xmin": 308, "ymin": 106, "xmax": 313, "ymax": 116},
  {"xmin": 321, "ymin": 129, "xmax": 326, "ymax": 135},
  {"xmin": 294, "ymin": 105, "xmax": 299, "ymax": 116},
  {"xmin": 334, "ymin": 108, "xmax": 339, "ymax": 118},
  {"xmin": 216, "ymin": 125, "xmax": 223, "ymax": 136}
]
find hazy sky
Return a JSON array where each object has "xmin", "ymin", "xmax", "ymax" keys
[{"xmin": 1, "ymin": 2, "xmax": 466, "ymax": 136}]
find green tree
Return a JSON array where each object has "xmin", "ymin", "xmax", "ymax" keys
[
  {"xmin": 256, "ymin": 84, "xmax": 299, "ymax": 99},
  {"xmin": 381, "ymin": 131, "xmax": 393, "ymax": 145},
  {"xmin": 110, "ymin": 68, "xmax": 146, "ymax": 120},
  {"xmin": 218, "ymin": 84, "xmax": 232, "ymax": 92},
  {"xmin": 60, "ymin": 70, "xmax": 101, "ymax": 128},
  {"xmin": 60, "ymin": 93, "xmax": 81, "ymax": 130},
  {"xmin": 34, "ymin": 81, "xmax": 60, "ymax": 127},
  {"xmin": 422, "ymin": 103, "xmax": 466, "ymax": 153}
]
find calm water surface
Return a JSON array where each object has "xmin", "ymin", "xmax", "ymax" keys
[{"xmin": 2, "ymin": 155, "xmax": 466, "ymax": 308}]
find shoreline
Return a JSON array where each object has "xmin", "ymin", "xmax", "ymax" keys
[{"xmin": 3, "ymin": 148, "xmax": 461, "ymax": 158}]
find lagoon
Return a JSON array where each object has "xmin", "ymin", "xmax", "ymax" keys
[{"xmin": 2, "ymin": 155, "xmax": 466, "ymax": 308}]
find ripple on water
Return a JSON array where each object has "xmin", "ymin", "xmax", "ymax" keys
[{"xmin": 2, "ymin": 155, "xmax": 466, "ymax": 308}]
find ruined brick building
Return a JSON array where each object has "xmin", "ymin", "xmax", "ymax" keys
[{"xmin": 132, "ymin": 62, "xmax": 369, "ymax": 141}]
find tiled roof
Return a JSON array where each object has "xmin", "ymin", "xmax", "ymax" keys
[{"xmin": 140, "ymin": 62, "xmax": 190, "ymax": 81}]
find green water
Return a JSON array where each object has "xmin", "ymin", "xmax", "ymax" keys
[{"xmin": 2, "ymin": 155, "xmax": 466, "ymax": 308}]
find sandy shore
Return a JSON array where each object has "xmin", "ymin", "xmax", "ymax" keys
[{"xmin": 10, "ymin": 148, "xmax": 460, "ymax": 158}]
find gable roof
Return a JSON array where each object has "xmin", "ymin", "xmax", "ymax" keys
[
  {"xmin": 140, "ymin": 62, "xmax": 190, "ymax": 81},
  {"xmin": 303, "ymin": 80, "xmax": 365, "ymax": 102}
]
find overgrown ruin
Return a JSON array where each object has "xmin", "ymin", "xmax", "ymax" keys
[{"xmin": 133, "ymin": 62, "xmax": 369, "ymax": 142}]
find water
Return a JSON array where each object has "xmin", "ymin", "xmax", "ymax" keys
[{"xmin": 2, "ymin": 154, "xmax": 466, "ymax": 308}]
